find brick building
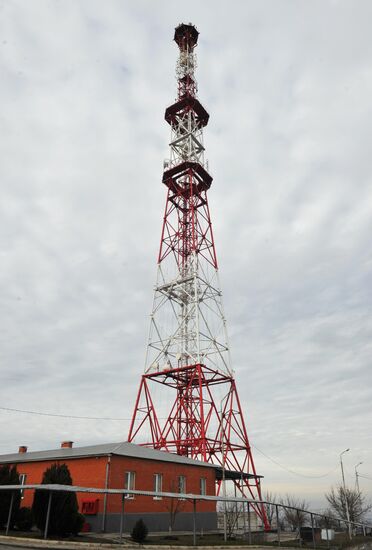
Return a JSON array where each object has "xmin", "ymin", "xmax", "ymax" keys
[{"xmin": 0, "ymin": 441, "xmax": 219, "ymax": 532}]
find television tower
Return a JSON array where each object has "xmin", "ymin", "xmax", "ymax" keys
[{"xmin": 128, "ymin": 23, "xmax": 268, "ymax": 528}]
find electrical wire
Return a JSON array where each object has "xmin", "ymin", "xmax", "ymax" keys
[
  {"xmin": 0, "ymin": 404, "xmax": 356, "ymax": 480},
  {"xmin": 0, "ymin": 406, "xmax": 130, "ymax": 421},
  {"xmin": 358, "ymin": 474, "xmax": 372, "ymax": 482},
  {"xmin": 252, "ymin": 443, "xmax": 340, "ymax": 479}
]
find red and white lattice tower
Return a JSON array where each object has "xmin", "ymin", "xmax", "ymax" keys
[{"xmin": 128, "ymin": 23, "xmax": 269, "ymax": 528}]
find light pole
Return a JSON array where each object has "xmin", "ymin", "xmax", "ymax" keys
[
  {"xmin": 354, "ymin": 462, "xmax": 363, "ymax": 495},
  {"xmin": 340, "ymin": 448, "xmax": 351, "ymax": 539}
]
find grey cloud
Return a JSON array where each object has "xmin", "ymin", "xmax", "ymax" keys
[{"xmin": 0, "ymin": 0, "xmax": 372, "ymax": 509}]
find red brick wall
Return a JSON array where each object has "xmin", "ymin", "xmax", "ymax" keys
[
  {"xmin": 107, "ymin": 455, "xmax": 215, "ymax": 513},
  {"xmin": 9, "ymin": 454, "xmax": 216, "ymax": 515},
  {"xmin": 15, "ymin": 456, "xmax": 107, "ymax": 512}
]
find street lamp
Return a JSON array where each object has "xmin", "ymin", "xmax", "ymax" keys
[
  {"xmin": 354, "ymin": 462, "xmax": 363, "ymax": 495},
  {"xmin": 340, "ymin": 448, "xmax": 351, "ymax": 538}
]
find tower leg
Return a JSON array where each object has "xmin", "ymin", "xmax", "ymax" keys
[{"xmin": 128, "ymin": 364, "xmax": 270, "ymax": 528}]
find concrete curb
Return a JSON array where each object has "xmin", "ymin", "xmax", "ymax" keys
[
  {"xmin": 0, "ymin": 535, "xmax": 126, "ymax": 549},
  {"xmin": 0, "ymin": 535, "xmax": 295, "ymax": 550},
  {"xmin": 0, "ymin": 538, "xmax": 299, "ymax": 550}
]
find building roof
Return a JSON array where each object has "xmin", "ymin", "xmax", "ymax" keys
[{"xmin": 0, "ymin": 441, "xmax": 218, "ymax": 469}]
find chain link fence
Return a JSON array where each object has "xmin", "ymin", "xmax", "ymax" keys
[{"xmin": 0, "ymin": 483, "xmax": 371, "ymax": 546}]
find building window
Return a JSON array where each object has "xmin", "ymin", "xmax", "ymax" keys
[
  {"xmin": 178, "ymin": 475, "xmax": 186, "ymax": 495},
  {"xmin": 19, "ymin": 473, "xmax": 27, "ymax": 499},
  {"xmin": 124, "ymin": 471, "xmax": 135, "ymax": 499},
  {"xmin": 153, "ymin": 473, "xmax": 163, "ymax": 499},
  {"xmin": 200, "ymin": 477, "xmax": 207, "ymax": 495}
]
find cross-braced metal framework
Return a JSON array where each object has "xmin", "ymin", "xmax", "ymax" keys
[{"xmin": 128, "ymin": 23, "xmax": 269, "ymax": 529}]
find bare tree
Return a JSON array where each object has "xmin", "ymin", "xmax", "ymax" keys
[
  {"xmin": 224, "ymin": 501, "xmax": 243, "ymax": 539},
  {"xmin": 264, "ymin": 491, "xmax": 278, "ymax": 526},
  {"xmin": 279, "ymin": 495, "xmax": 309, "ymax": 532},
  {"xmin": 164, "ymin": 482, "xmax": 185, "ymax": 532},
  {"xmin": 314, "ymin": 510, "xmax": 339, "ymax": 529},
  {"xmin": 325, "ymin": 485, "xmax": 372, "ymax": 524}
]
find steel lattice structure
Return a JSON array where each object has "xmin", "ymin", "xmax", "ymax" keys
[{"xmin": 128, "ymin": 24, "xmax": 269, "ymax": 528}]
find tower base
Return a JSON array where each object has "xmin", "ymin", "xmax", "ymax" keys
[{"xmin": 128, "ymin": 363, "xmax": 269, "ymax": 529}]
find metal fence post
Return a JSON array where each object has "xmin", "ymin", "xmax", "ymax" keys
[
  {"xmin": 223, "ymin": 496, "xmax": 227, "ymax": 542},
  {"xmin": 44, "ymin": 491, "xmax": 53, "ymax": 540},
  {"xmin": 276, "ymin": 504, "xmax": 281, "ymax": 547},
  {"xmin": 325, "ymin": 517, "xmax": 329, "ymax": 549},
  {"xmin": 243, "ymin": 499, "xmax": 247, "ymax": 536},
  {"xmin": 247, "ymin": 501, "xmax": 251, "ymax": 545},
  {"xmin": 297, "ymin": 509, "xmax": 302, "ymax": 547},
  {"xmin": 5, "ymin": 491, "xmax": 15, "ymax": 536},
  {"xmin": 241, "ymin": 474, "xmax": 247, "ymax": 537},
  {"xmin": 234, "ymin": 483, "xmax": 238, "ymax": 534},
  {"xmin": 193, "ymin": 499, "xmax": 197, "ymax": 547},
  {"xmin": 119, "ymin": 494, "xmax": 126, "ymax": 541},
  {"xmin": 310, "ymin": 513, "xmax": 315, "ymax": 549},
  {"xmin": 363, "ymin": 524, "xmax": 366, "ymax": 537}
]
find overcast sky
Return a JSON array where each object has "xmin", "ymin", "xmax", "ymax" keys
[{"xmin": 1, "ymin": 0, "xmax": 372, "ymax": 510}]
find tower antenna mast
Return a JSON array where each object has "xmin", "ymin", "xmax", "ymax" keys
[{"xmin": 128, "ymin": 24, "xmax": 269, "ymax": 529}]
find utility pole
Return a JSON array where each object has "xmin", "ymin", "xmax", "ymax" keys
[
  {"xmin": 354, "ymin": 462, "xmax": 363, "ymax": 495},
  {"xmin": 340, "ymin": 448, "xmax": 351, "ymax": 539}
]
